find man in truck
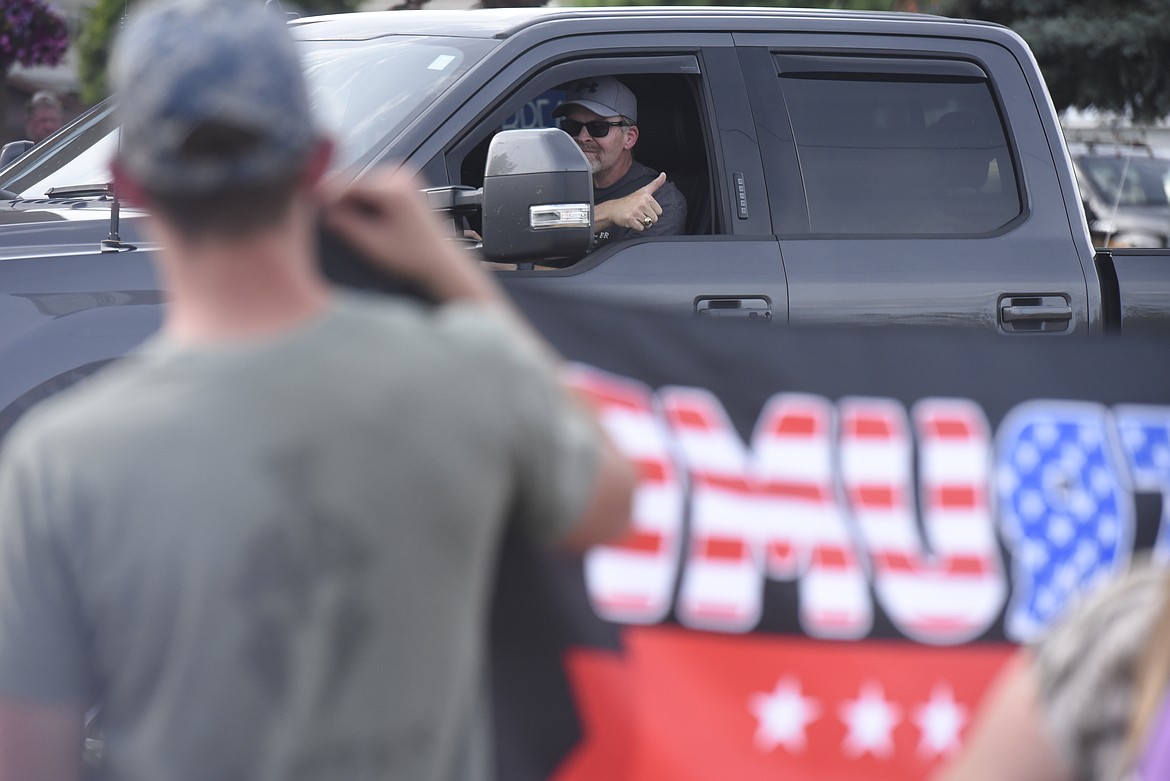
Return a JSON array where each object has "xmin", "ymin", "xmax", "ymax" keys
[{"xmin": 554, "ymin": 76, "xmax": 688, "ymax": 249}]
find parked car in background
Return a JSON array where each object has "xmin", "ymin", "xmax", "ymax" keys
[{"xmin": 1070, "ymin": 141, "xmax": 1170, "ymax": 248}]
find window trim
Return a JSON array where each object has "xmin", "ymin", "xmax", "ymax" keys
[
  {"xmin": 442, "ymin": 54, "xmax": 703, "ymax": 187},
  {"xmin": 769, "ymin": 51, "xmax": 1027, "ymax": 239}
]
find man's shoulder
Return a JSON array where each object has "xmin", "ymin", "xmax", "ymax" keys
[
  {"xmin": 626, "ymin": 161, "xmax": 685, "ymax": 213},
  {"xmin": 624, "ymin": 161, "xmax": 682, "ymax": 200},
  {"xmin": 335, "ymin": 292, "xmax": 546, "ymax": 380},
  {"xmin": 655, "ymin": 178, "xmax": 687, "ymax": 208},
  {"xmin": 335, "ymin": 291, "xmax": 516, "ymax": 349},
  {"xmin": 622, "ymin": 161, "xmax": 661, "ymax": 191},
  {"xmin": 0, "ymin": 354, "xmax": 158, "ymax": 466},
  {"xmin": 595, "ymin": 162, "xmax": 659, "ymax": 203}
]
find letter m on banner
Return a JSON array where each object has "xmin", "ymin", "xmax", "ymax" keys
[{"xmin": 663, "ymin": 388, "xmax": 871, "ymax": 638}]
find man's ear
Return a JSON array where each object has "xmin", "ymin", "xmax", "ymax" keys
[
  {"xmin": 302, "ymin": 137, "xmax": 335, "ymax": 190},
  {"xmin": 110, "ymin": 159, "xmax": 148, "ymax": 207},
  {"xmin": 623, "ymin": 123, "xmax": 639, "ymax": 151}
]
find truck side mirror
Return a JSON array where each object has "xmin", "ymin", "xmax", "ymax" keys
[
  {"xmin": 480, "ymin": 128, "xmax": 593, "ymax": 265},
  {"xmin": 0, "ymin": 140, "xmax": 35, "ymax": 169}
]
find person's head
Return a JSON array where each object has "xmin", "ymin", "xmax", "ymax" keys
[
  {"xmin": 109, "ymin": 0, "xmax": 329, "ymax": 244},
  {"xmin": 553, "ymin": 77, "xmax": 639, "ymax": 188},
  {"xmin": 25, "ymin": 90, "xmax": 63, "ymax": 143}
]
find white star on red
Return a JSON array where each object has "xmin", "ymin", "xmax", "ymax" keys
[
  {"xmin": 748, "ymin": 676, "xmax": 821, "ymax": 753},
  {"xmin": 839, "ymin": 680, "xmax": 902, "ymax": 758},
  {"xmin": 912, "ymin": 682, "xmax": 967, "ymax": 758}
]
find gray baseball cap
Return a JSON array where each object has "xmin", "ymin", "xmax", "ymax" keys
[
  {"xmin": 110, "ymin": 0, "xmax": 319, "ymax": 195},
  {"xmin": 553, "ymin": 76, "xmax": 638, "ymax": 123}
]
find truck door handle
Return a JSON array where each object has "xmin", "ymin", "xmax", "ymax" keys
[
  {"xmin": 1001, "ymin": 304, "xmax": 1072, "ymax": 322},
  {"xmin": 695, "ymin": 296, "xmax": 772, "ymax": 320},
  {"xmin": 999, "ymin": 295, "xmax": 1072, "ymax": 333}
]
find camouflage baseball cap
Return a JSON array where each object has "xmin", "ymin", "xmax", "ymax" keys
[{"xmin": 110, "ymin": 0, "xmax": 318, "ymax": 195}]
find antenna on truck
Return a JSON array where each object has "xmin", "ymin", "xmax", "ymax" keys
[
  {"xmin": 100, "ymin": 0, "xmax": 131, "ymax": 252},
  {"xmin": 265, "ymin": 0, "xmax": 300, "ymax": 20}
]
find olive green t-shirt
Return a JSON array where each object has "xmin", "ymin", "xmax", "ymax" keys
[{"xmin": 0, "ymin": 291, "xmax": 600, "ymax": 781}]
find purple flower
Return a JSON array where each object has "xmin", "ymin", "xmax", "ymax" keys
[{"xmin": 0, "ymin": 0, "xmax": 69, "ymax": 70}]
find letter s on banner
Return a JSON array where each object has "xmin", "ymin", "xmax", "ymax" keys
[{"xmin": 996, "ymin": 401, "xmax": 1134, "ymax": 643}]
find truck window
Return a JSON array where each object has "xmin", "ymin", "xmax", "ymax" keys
[
  {"xmin": 455, "ymin": 72, "xmax": 711, "ymax": 241},
  {"xmin": 774, "ymin": 56, "xmax": 1022, "ymax": 236}
]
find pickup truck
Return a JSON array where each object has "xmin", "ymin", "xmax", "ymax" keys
[{"xmin": 3, "ymin": 7, "xmax": 1170, "ymax": 358}]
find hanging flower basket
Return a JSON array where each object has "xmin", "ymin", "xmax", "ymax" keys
[{"xmin": 0, "ymin": 0, "xmax": 69, "ymax": 74}]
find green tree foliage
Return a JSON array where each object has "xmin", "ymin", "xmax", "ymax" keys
[
  {"xmin": 947, "ymin": 0, "xmax": 1170, "ymax": 120},
  {"xmin": 77, "ymin": 0, "xmax": 363, "ymax": 107},
  {"xmin": 76, "ymin": 0, "xmax": 125, "ymax": 106},
  {"xmin": 566, "ymin": 0, "xmax": 1166, "ymax": 120}
]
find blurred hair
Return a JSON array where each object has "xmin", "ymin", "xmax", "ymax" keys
[
  {"xmin": 1118, "ymin": 573, "xmax": 1170, "ymax": 778},
  {"xmin": 132, "ymin": 119, "xmax": 309, "ymax": 242},
  {"xmin": 142, "ymin": 175, "xmax": 302, "ymax": 243},
  {"xmin": 27, "ymin": 90, "xmax": 62, "ymax": 114}
]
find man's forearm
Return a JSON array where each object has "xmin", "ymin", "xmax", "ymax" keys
[{"xmin": 593, "ymin": 200, "xmax": 619, "ymax": 232}]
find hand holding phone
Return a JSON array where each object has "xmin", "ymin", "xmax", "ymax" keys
[
  {"xmin": 319, "ymin": 169, "xmax": 503, "ymax": 306},
  {"xmin": 316, "ymin": 219, "xmax": 436, "ymax": 304}
]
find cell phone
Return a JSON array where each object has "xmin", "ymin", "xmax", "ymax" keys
[{"xmin": 316, "ymin": 221, "xmax": 436, "ymax": 305}]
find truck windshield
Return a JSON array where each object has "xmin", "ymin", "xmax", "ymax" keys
[{"xmin": 0, "ymin": 34, "xmax": 493, "ymax": 199}]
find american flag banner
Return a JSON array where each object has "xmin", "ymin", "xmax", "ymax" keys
[
  {"xmin": 490, "ymin": 289, "xmax": 1170, "ymax": 781},
  {"xmin": 997, "ymin": 402, "xmax": 1133, "ymax": 642},
  {"xmin": 1115, "ymin": 405, "xmax": 1170, "ymax": 563},
  {"xmin": 573, "ymin": 367, "xmax": 686, "ymax": 626},
  {"xmin": 554, "ymin": 629, "xmax": 1009, "ymax": 781}
]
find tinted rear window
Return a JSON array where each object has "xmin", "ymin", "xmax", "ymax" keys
[{"xmin": 777, "ymin": 58, "xmax": 1022, "ymax": 236}]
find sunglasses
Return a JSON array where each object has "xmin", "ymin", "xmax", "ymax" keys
[{"xmin": 559, "ymin": 118, "xmax": 631, "ymax": 138}]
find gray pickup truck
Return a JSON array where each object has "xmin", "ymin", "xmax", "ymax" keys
[{"xmin": 1, "ymin": 5, "xmax": 1169, "ymax": 436}]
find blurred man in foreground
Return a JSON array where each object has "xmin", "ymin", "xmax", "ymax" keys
[{"xmin": 0, "ymin": 1, "xmax": 633, "ymax": 779}]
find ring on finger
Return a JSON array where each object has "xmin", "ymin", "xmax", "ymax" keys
[{"xmin": 642, "ymin": 216, "xmax": 653, "ymax": 227}]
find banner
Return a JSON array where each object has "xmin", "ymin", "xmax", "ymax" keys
[{"xmin": 492, "ymin": 287, "xmax": 1170, "ymax": 781}]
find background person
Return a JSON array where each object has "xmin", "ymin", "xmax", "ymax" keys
[
  {"xmin": 25, "ymin": 90, "xmax": 63, "ymax": 143},
  {"xmin": 0, "ymin": 1, "xmax": 634, "ymax": 779},
  {"xmin": 933, "ymin": 558, "xmax": 1170, "ymax": 781},
  {"xmin": 0, "ymin": 90, "xmax": 65, "ymax": 167},
  {"xmin": 1135, "ymin": 684, "xmax": 1170, "ymax": 779},
  {"xmin": 553, "ymin": 76, "xmax": 687, "ymax": 249}
]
